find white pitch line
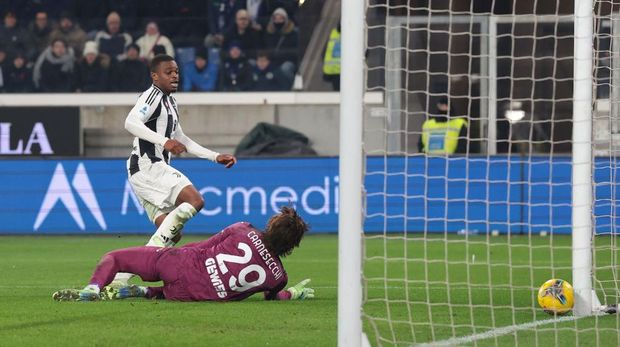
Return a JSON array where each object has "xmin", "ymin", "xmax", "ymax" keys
[{"xmin": 416, "ymin": 315, "xmax": 583, "ymax": 347}]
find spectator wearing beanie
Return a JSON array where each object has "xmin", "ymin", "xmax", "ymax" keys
[
  {"xmin": 182, "ymin": 48, "xmax": 218, "ymax": 92},
  {"xmin": 263, "ymin": 7, "xmax": 298, "ymax": 81},
  {"xmin": 109, "ymin": 43, "xmax": 150, "ymax": 92},
  {"xmin": 74, "ymin": 41, "xmax": 109, "ymax": 92}
]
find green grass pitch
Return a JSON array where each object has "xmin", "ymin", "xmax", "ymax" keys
[
  {"xmin": 0, "ymin": 235, "xmax": 337, "ymax": 346},
  {"xmin": 1, "ymin": 234, "xmax": 619, "ymax": 346}
]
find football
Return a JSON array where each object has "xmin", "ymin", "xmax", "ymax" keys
[{"xmin": 537, "ymin": 279, "xmax": 574, "ymax": 315}]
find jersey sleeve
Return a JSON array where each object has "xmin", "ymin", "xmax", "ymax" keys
[
  {"xmin": 264, "ymin": 275, "xmax": 289, "ymax": 300},
  {"xmin": 174, "ymin": 123, "xmax": 220, "ymax": 162},
  {"xmin": 124, "ymin": 90, "xmax": 168, "ymax": 146}
]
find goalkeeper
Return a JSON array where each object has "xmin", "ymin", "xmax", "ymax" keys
[{"xmin": 53, "ymin": 207, "xmax": 314, "ymax": 302}]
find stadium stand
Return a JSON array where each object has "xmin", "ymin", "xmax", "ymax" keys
[{"xmin": 0, "ymin": 0, "xmax": 314, "ymax": 92}]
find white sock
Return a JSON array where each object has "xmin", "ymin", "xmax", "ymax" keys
[
  {"xmin": 112, "ymin": 272, "xmax": 133, "ymax": 284},
  {"xmin": 147, "ymin": 202, "xmax": 197, "ymax": 247}
]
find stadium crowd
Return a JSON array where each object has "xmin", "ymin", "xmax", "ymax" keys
[{"xmin": 0, "ymin": 0, "xmax": 299, "ymax": 93}]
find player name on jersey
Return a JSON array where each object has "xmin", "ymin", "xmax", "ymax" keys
[
  {"xmin": 204, "ymin": 258, "xmax": 228, "ymax": 299},
  {"xmin": 247, "ymin": 230, "xmax": 284, "ymax": 281}
]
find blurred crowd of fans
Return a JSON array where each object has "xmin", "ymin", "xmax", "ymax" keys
[{"xmin": 0, "ymin": 0, "xmax": 300, "ymax": 93}]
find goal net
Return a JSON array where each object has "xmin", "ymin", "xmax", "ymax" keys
[{"xmin": 358, "ymin": 0, "xmax": 620, "ymax": 345}]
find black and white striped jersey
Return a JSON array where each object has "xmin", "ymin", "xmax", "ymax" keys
[{"xmin": 125, "ymin": 84, "xmax": 180, "ymax": 174}]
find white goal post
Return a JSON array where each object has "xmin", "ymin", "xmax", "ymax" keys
[
  {"xmin": 572, "ymin": 0, "xmax": 595, "ymax": 317},
  {"xmin": 338, "ymin": 0, "xmax": 364, "ymax": 346}
]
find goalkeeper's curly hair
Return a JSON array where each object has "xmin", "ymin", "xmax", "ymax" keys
[{"xmin": 263, "ymin": 206, "xmax": 308, "ymax": 257}]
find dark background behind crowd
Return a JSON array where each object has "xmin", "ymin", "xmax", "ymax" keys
[{"xmin": 0, "ymin": 0, "xmax": 300, "ymax": 93}]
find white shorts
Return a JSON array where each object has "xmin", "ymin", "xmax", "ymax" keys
[{"xmin": 129, "ymin": 161, "xmax": 192, "ymax": 223}]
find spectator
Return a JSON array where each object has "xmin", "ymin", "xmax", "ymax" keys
[
  {"xmin": 417, "ymin": 97, "xmax": 469, "ymax": 154},
  {"xmin": 224, "ymin": 9, "xmax": 262, "ymax": 60},
  {"xmin": 247, "ymin": 0, "xmax": 298, "ymax": 29},
  {"xmin": 109, "ymin": 43, "xmax": 150, "ymax": 92},
  {"xmin": 0, "ymin": 11, "xmax": 29, "ymax": 57},
  {"xmin": 0, "ymin": 45, "xmax": 8, "ymax": 92},
  {"xmin": 251, "ymin": 51, "xmax": 289, "ymax": 91},
  {"xmin": 6, "ymin": 52, "xmax": 34, "ymax": 93},
  {"xmin": 182, "ymin": 48, "xmax": 218, "ymax": 92},
  {"xmin": 135, "ymin": 21, "xmax": 174, "ymax": 62},
  {"xmin": 74, "ymin": 41, "xmax": 109, "ymax": 92},
  {"xmin": 33, "ymin": 38, "xmax": 75, "ymax": 92},
  {"xmin": 218, "ymin": 42, "xmax": 253, "ymax": 91},
  {"xmin": 263, "ymin": 7, "xmax": 298, "ymax": 82},
  {"xmin": 322, "ymin": 24, "xmax": 340, "ymax": 91},
  {"xmin": 205, "ymin": 0, "xmax": 244, "ymax": 48},
  {"xmin": 94, "ymin": 11, "xmax": 132, "ymax": 62},
  {"xmin": 105, "ymin": 0, "xmax": 140, "ymax": 36},
  {"xmin": 26, "ymin": 11, "xmax": 54, "ymax": 60},
  {"xmin": 49, "ymin": 12, "xmax": 87, "ymax": 59}
]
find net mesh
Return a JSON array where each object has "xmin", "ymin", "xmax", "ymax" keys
[{"xmin": 361, "ymin": 1, "xmax": 620, "ymax": 345}]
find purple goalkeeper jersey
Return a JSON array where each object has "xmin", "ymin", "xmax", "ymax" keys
[{"xmin": 173, "ymin": 222, "xmax": 288, "ymax": 301}]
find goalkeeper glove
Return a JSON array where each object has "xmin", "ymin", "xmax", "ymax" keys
[{"xmin": 287, "ymin": 278, "xmax": 315, "ymax": 300}]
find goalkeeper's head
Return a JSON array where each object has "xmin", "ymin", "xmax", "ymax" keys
[{"xmin": 263, "ymin": 206, "xmax": 308, "ymax": 257}]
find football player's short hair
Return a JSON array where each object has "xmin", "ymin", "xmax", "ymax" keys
[{"xmin": 150, "ymin": 54, "xmax": 175, "ymax": 72}]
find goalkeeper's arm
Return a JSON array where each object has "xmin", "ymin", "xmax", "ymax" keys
[{"xmin": 268, "ymin": 279, "xmax": 315, "ymax": 301}]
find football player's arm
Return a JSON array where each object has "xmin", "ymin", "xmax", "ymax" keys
[
  {"xmin": 174, "ymin": 123, "xmax": 219, "ymax": 161},
  {"xmin": 175, "ymin": 124, "xmax": 237, "ymax": 168},
  {"xmin": 265, "ymin": 280, "xmax": 288, "ymax": 301},
  {"xmin": 124, "ymin": 94, "xmax": 169, "ymax": 146},
  {"xmin": 265, "ymin": 278, "xmax": 315, "ymax": 301}
]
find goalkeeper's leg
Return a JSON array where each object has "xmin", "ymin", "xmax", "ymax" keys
[
  {"xmin": 54, "ymin": 247, "xmax": 164, "ymax": 302},
  {"xmin": 112, "ymin": 200, "xmax": 197, "ymax": 286},
  {"xmin": 87, "ymin": 246, "xmax": 164, "ymax": 293}
]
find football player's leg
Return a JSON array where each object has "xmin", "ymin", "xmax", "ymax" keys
[
  {"xmin": 148, "ymin": 185, "xmax": 202, "ymax": 247},
  {"xmin": 110, "ymin": 200, "xmax": 165, "ymax": 286},
  {"xmin": 87, "ymin": 246, "xmax": 163, "ymax": 293},
  {"xmin": 54, "ymin": 247, "xmax": 163, "ymax": 302}
]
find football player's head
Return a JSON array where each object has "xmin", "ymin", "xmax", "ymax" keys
[
  {"xmin": 151, "ymin": 54, "xmax": 179, "ymax": 94},
  {"xmin": 264, "ymin": 206, "xmax": 309, "ymax": 257}
]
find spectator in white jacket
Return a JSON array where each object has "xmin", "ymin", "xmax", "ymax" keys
[{"xmin": 135, "ymin": 21, "xmax": 175, "ymax": 62}]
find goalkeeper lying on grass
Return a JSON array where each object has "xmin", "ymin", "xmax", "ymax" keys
[{"xmin": 53, "ymin": 206, "xmax": 314, "ymax": 302}]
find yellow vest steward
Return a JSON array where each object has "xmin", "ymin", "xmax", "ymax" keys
[
  {"xmin": 323, "ymin": 28, "xmax": 341, "ymax": 75},
  {"xmin": 421, "ymin": 118, "xmax": 467, "ymax": 154}
]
